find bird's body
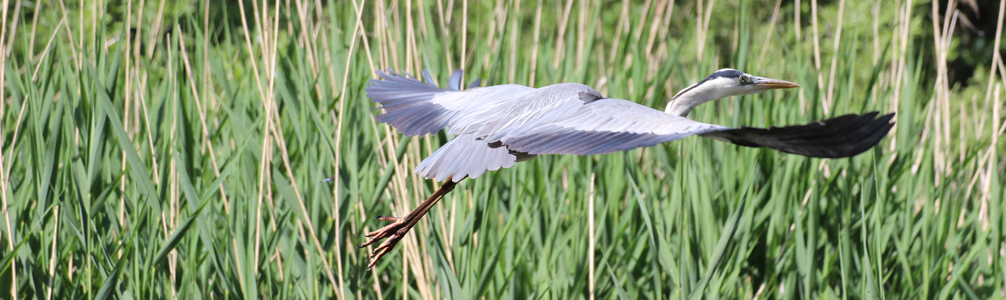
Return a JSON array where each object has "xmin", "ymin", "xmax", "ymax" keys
[
  {"xmin": 378, "ymin": 80, "xmax": 725, "ymax": 181},
  {"xmin": 360, "ymin": 69, "xmax": 894, "ymax": 269}
]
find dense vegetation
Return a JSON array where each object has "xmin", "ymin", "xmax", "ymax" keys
[{"xmin": 0, "ymin": 0, "xmax": 1003, "ymax": 299}]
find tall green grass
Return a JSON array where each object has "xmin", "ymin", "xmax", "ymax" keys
[{"xmin": 0, "ymin": 0, "xmax": 1003, "ymax": 299}]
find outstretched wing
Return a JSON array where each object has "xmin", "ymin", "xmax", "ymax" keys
[
  {"xmin": 500, "ymin": 98, "xmax": 729, "ymax": 155},
  {"xmin": 700, "ymin": 112, "xmax": 895, "ymax": 158},
  {"xmin": 498, "ymin": 95, "xmax": 894, "ymax": 158},
  {"xmin": 372, "ymin": 70, "xmax": 895, "ymax": 183}
]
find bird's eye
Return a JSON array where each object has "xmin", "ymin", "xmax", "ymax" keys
[{"xmin": 739, "ymin": 75, "xmax": 753, "ymax": 84}]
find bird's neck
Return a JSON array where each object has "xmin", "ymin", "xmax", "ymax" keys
[
  {"xmin": 664, "ymin": 85, "xmax": 725, "ymax": 117},
  {"xmin": 664, "ymin": 95, "xmax": 700, "ymax": 116}
]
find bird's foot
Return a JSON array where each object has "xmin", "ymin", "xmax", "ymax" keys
[
  {"xmin": 359, "ymin": 179, "xmax": 459, "ymax": 271},
  {"xmin": 360, "ymin": 215, "xmax": 414, "ymax": 270}
]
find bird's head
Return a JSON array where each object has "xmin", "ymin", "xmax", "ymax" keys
[{"xmin": 664, "ymin": 68, "xmax": 800, "ymax": 117}]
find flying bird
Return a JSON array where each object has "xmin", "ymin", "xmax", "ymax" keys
[{"xmin": 361, "ymin": 68, "xmax": 894, "ymax": 270}]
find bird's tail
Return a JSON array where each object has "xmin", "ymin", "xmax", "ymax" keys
[
  {"xmin": 365, "ymin": 69, "xmax": 480, "ymax": 136},
  {"xmin": 700, "ymin": 112, "xmax": 895, "ymax": 158}
]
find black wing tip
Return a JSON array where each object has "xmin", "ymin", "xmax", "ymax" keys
[
  {"xmin": 809, "ymin": 111, "xmax": 896, "ymax": 158},
  {"xmin": 843, "ymin": 112, "xmax": 896, "ymax": 157},
  {"xmin": 707, "ymin": 111, "xmax": 896, "ymax": 159}
]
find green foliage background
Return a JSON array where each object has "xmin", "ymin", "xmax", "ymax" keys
[{"xmin": 0, "ymin": 0, "xmax": 1003, "ymax": 299}]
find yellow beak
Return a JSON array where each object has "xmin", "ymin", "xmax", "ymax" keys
[{"xmin": 752, "ymin": 77, "xmax": 801, "ymax": 89}]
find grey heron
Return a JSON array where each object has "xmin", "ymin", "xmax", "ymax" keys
[{"xmin": 361, "ymin": 68, "xmax": 894, "ymax": 270}]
